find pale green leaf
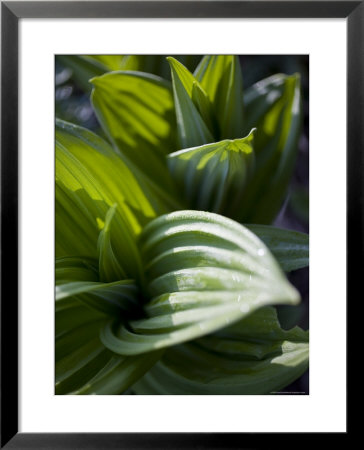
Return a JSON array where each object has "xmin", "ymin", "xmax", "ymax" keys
[
  {"xmin": 133, "ymin": 306, "xmax": 308, "ymax": 394},
  {"xmin": 100, "ymin": 211, "xmax": 300, "ymax": 355},
  {"xmin": 56, "ymin": 119, "xmax": 177, "ymax": 278},
  {"xmin": 167, "ymin": 130, "xmax": 255, "ymax": 218},
  {"xmin": 90, "ymin": 71, "xmax": 179, "ymax": 192}
]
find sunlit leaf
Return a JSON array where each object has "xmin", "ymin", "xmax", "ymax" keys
[
  {"xmin": 56, "ymin": 119, "xmax": 178, "ymax": 278},
  {"xmin": 90, "ymin": 71, "xmax": 179, "ymax": 192},
  {"xmin": 133, "ymin": 306, "xmax": 308, "ymax": 394},
  {"xmin": 194, "ymin": 55, "xmax": 244, "ymax": 139},
  {"xmin": 100, "ymin": 211, "xmax": 300, "ymax": 355},
  {"xmin": 97, "ymin": 204, "xmax": 127, "ymax": 282},
  {"xmin": 167, "ymin": 130, "xmax": 255, "ymax": 218}
]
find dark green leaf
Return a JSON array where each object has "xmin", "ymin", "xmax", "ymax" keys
[
  {"xmin": 133, "ymin": 306, "xmax": 308, "ymax": 394},
  {"xmin": 246, "ymin": 224, "xmax": 309, "ymax": 272},
  {"xmin": 240, "ymin": 74, "xmax": 302, "ymax": 223},
  {"xmin": 56, "ymin": 297, "xmax": 162, "ymax": 394}
]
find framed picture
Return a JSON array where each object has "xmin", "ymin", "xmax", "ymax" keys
[{"xmin": 1, "ymin": 1, "xmax": 358, "ymax": 447}]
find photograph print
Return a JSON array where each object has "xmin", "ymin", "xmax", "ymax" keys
[{"xmin": 55, "ymin": 54, "xmax": 309, "ymax": 395}]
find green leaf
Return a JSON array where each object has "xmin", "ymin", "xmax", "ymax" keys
[
  {"xmin": 57, "ymin": 55, "xmax": 203, "ymax": 91},
  {"xmin": 133, "ymin": 306, "xmax": 309, "ymax": 394},
  {"xmin": 194, "ymin": 55, "xmax": 244, "ymax": 139},
  {"xmin": 97, "ymin": 204, "xmax": 127, "ymax": 282},
  {"xmin": 100, "ymin": 210, "xmax": 300, "ymax": 356},
  {"xmin": 245, "ymin": 224, "xmax": 309, "ymax": 272},
  {"xmin": 90, "ymin": 71, "xmax": 179, "ymax": 192},
  {"xmin": 56, "ymin": 279, "xmax": 139, "ymax": 317},
  {"xmin": 56, "ymin": 297, "xmax": 161, "ymax": 394},
  {"xmin": 168, "ymin": 59, "xmax": 214, "ymax": 148},
  {"xmin": 72, "ymin": 349, "xmax": 163, "ymax": 395},
  {"xmin": 56, "ymin": 255, "xmax": 140, "ymax": 316},
  {"xmin": 55, "ymin": 256, "xmax": 99, "ymax": 284},
  {"xmin": 167, "ymin": 57, "xmax": 216, "ymax": 136},
  {"xmin": 167, "ymin": 130, "xmax": 255, "ymax": 218},
  {"xmin": 56, "ymin": 119, "xmax": 177, "ymax": 278},
  {"xmin": 240, "ymin": 74, "xmax": 302, "ymax": 223}
]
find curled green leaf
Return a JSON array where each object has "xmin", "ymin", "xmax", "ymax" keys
[
  {"xmin": 133, "ymin": 306, "xmax": 308, "ymax": 394},
  {"xmin": 56, "ymin": 297, "xmax": 161, "ymax": 395},
  {"xmin": 100, "ymin": 210, "xmax": 300, "ymax": 356}
]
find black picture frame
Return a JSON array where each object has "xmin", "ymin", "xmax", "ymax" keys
[{"xmin": 1, "ymin": 1, "xmax": 358, "ymax": 447}]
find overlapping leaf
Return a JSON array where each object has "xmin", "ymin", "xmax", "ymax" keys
[
  {"xmin": 167, "ymin": 130, "xmax": 255, "ymax": 218},
  {"xmin": 169, "ymin": 59, "xmax": 214, "ymax": 148},
  {"xmin": 167, "ymin": 57, "xmax": 216, "ymax": 139},
  {"xmin": 240, "ymin": 73, "xmax": 302, "ymax": 223},
  {"xmin": 56, "ymin": 119, "xmax": 179, "ymax": 278},
  {"xmin": 194, "ymin": 55, "xmax": 244, "ymax": 139},
  {"xmin": 133, "ymin": 306, "xmax": 308, "ymax": 394},
  {"xmin": 55, "ymin": 256, "xmax": 140, "ymax": 317},
  {"xmin": 246, "ymin": 224, "xmax": 309, "ymax": 272},
  {"xmin": 90, "ymin": 71, "xmax": 179, "ymax": 191},
  {"xmin": 55, "ymin": 297, "xmax": 161, "ymax": 394},
  {"xmin": 55, "ymin": 55, "xmax": 309, "ymax": 395},
  {"xmin": 100, "ymin": 211, "xmax": 300, "ymax": 356}
]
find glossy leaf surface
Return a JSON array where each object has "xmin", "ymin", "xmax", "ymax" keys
[
  {"xmin": 134, "ymin": 306, "xmax": 308, "ymax": 394},
  {"xmin": 100, "ymin": 211, "xmax": 300, "ymax": 355}
]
